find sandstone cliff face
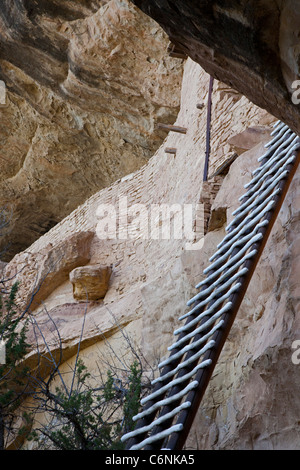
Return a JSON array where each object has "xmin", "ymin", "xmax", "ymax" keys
[
  {"xmin": 5, "ymin": 54, "xmax": 299, "ymax": 450},
  {"xmin": 0, "ymin": 0, "xmax": 183, "ymax": 260}
]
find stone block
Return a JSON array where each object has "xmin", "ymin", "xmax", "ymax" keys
[{"xmin": 69, "ymin": 264, "xmax": 112, "ymax": 301}]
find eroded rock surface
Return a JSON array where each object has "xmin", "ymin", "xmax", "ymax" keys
[
  {"xmin": 0, "ymin": 0, "xmax": 183, "ymax": 259},
  {"xmin": 4, "ymin": 231, "xmax": 94, "ymax": 311}
]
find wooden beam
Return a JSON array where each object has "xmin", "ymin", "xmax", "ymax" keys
[
  {"xmin": 165, "ymin": 148, "xmax": 177, "ymax": 155},
  {"xmin": 169, "ymin": 51, "xmax": 187, "ymax": 59},
  {"xmin": 167, "ymin": 43, "xmax": 187, "ymax": 59},
  {"xmin": 157, "ymin": 123, "xmax": 187, "ymax": 134}
]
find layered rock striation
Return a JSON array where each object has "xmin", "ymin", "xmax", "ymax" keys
[{"xmin": 0, "ymin": 0, "xmax": 183, "ymax": 259}]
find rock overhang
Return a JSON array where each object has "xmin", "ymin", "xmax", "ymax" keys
[{"xmin": 130, "ymin": 0, "xmax": 300, "ymax": 136}]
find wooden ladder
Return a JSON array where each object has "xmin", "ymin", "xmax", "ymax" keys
[{"xmin": 121, "ymin": 121, "xmax": 300, "ymax": 450}]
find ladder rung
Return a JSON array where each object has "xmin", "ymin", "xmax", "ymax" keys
[
  {"xmin": 165, "ymin": 148, "xmax": 177, "ymax": 155},
  {"xmin": 157, "ymin": 123, "xmax": 187, "ymax": 134}
]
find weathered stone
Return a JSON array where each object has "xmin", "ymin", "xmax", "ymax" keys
[
  {"xmin": 69, "ymin": 264, "xmax": 112, "ymax": 301},
  {"xmin": 4, "ymin": 231, "xmax": 94, "ymax": 310},
  {"xmin": 208, "ymin": 206, "xmax": 227, "ymax": 232},
  {"xmin": 24, "ymin": 291, "xmax": 143, "ymax": 379},
  {"xmin": 227, "ymin": 127, "xmax": 272, "ymax": 156}
]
